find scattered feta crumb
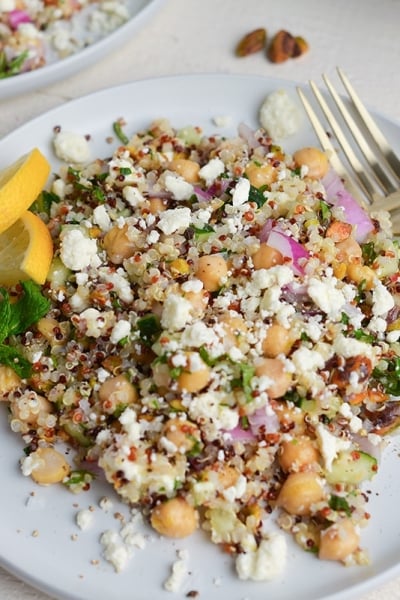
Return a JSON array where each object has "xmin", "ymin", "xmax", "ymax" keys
[
  {"xmin": 53, "ymin": 131, "xmax": 91, "ymax": 164},
  {"xmin": 76, "ymin": 508, "xmax": 94, "ymax": 531},
  {"xmin": 259, "ymin": 89, "xmax": 302, "ymax": 139},
  {"xmin": 164, "ymin": 550, "xmax": 189, "ymax": 592}
]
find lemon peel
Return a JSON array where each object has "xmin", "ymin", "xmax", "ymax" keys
[
  {"xmin": 0, "ymin": 148, "xmax": 51, "ymax": 235},
  {"xmin": 0, "ymin": 211, "xmax": 53, "ymax": 286}
]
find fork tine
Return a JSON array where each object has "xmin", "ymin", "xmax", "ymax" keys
[
  {"xmin": 337, "ymin": 67, "xmax": 400, "ymax": 180},
  {"xmin": 323, "ymin": 73, "xmax": 397, "ymax": 195},
  {"xmin": 307, "ymin": 79, "xmax": 381, "ymax": 199},
  {"xmin": 296, "ymin": 87, "xmax": 369, "ymax": 209}
]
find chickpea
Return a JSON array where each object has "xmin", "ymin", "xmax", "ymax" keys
[
  {"xmin": 177, "ymin": 353, "xmax": 211, "ymax": 393},
  {"xmin": 245, "ymin": 162, "xmax": 276, "ymax": 187},
  {"xmin": 346, "ymin": 263, "xmax": 376, "ymax": 290},
  {"xmin": 169, "ymin": 158, "xmax": 200, "ymax": 183},
  {"xmin": 293, "ymin": 147, "xmax": 329, "ymax": 180},
  {"xmin": 36, "ymin": 317, "xmax": 68, "ymax": 346},
  {"xmin": 219, "ymin": 314, "xmax": 248, "ymax": 348},
  {"xmin": 196, "ymin": 254, "xmax": 228, "ymax": 292},
  {"xmin": 162, "ymin": 418, "xmax": 201, "ymax": 453},
  {"xmin": 319, "ymin": 518, "xmax": 360, "ymax": 562},
  {"xmin": 103, "ymin": 223, "xmax": 136, "ymax": 264},
  {"xmin": 150, "ymin": 497, "xmax": 199, "ymax": 538},
  {"xmin": 30, "ymin": 447, "xmax": 71, "ymax": 485},
  {"xmin": 254, "ymin": 357, "xmax": 292, "ymax": 399},
  {"xmin": 148, "ymin": 197, "xmax": 167, "ymax": 215},
  {"xmin": 277, "ymin": 471, "xmax": 325, "ymax": 516},
  {"xmin": 183, "ymin": 289, "xmax": 209, "ymax": 317},
  {"xmin": 335, "ymin": 237, "xmax": 362, "ymax": 262},
  {"xmin": 0, "ymin": 365, "xmax": 21, "ymax": 399},
  {"xmin": 262, "ymin": 323, "xmax": 293, "ymax": 358},
  {"xmin": 215, "ymin": 464, "xmax": 240, "ymax": 489},
  {"xmin": 252, "ymin": 244, "xmax": 284, "ymax": 270},
  {"xmin": 98, "ymin": 374, "xmax": 138, "ymax": 414},
  {"xmin": 278, "ymin": 436, "xmax": 320, "ymax": 472}
]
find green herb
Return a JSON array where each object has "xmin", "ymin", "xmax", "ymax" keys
[
  {"xmin": 319, "ymin": 200, "xmax": 331, "ymax": 223},
  {"xmin": 136, "ymin": 314, "xmax": 161, "ymax": 347},
  {"xmin": 170, "ymin": 366, "xmax": 183, "ymax": 380},
  {"xmin": 291, "ymin": 166, "xmax": 302, "ymax": 176},
  {"xmin": 199, "ymin": 346, "xmax": 220, "ymax": 367},
  {"xmin": 0, "ymin": 282, "xmax": 50, "ymax": 378},
  {"xmin": 340, "ymin": 312, "xmax": 350, "ymax": 325},
  {"xmin": 248, "ymin": 183, "xmax": 268, "ymax": 207},
  {"xmin": 92, "ymin": 186, "xmax": 106, "ymax": 204},
  {"xmin": 240, "ymin": 415, "xmax": 249, "ymax": 430},
  {"xmin": 361, "ymin": 241, "xmax": 378, "ymax": 266},
  {"xmin": 0, "ymin": 50, "xmax": 29, "ymax": 79},
  {"xmin": 373, "ymin": 357, "xmax": 400, "ymax": 396},
  {"xmin": 238, "ymin": 362, "xmax": 255, "ymax": 402},
  {"xmin": 283, "ymin": 389, "xmax": 306, "ymax": 406},
  {"xmin": 119, "ymin": 167, "xmax": 132, "ymax": 176},
  {"xmin": 63, "ymin": 469, "xmax": 95, "ymax": 489},
  {"xmin": 193, "ymin": 224, "xmax": 215, "ymax": 240},
  {"xmin": 328, "ymin": 494, "xmax": 352, "ymax": 516},
  {"xmin": 353, "ymin": 329, "xmax": 375, "ymax": 343},
  {"xmin": 30, "ymin": 190, "xmax": 60, "ymax": 214},
  {"xmin": 113, "ymin": 121, "xmax": 129, "ymax": 145}
]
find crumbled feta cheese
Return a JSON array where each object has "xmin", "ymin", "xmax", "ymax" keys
[
  {"xmin": 60, "ymin": 228, "xmax": 100, "ymax": 271},
  {"xmin": 158, "ymin": 207, "xmax": 192, "ymax": 235},
  {"xmin": 123, "ymin": 186, "xmax": 145, "ymax": 207},
  {"xmin": 0, "ymin": 0, "xmax": 16, "ymax": 10},
  {"xmin": 93, "ymin": 205, "xmax": 111, "ymax": 231},
  {"xmin": 232, "ymin": 177, "xmax": 250, "ymax": 206},
  {"xmin": 259, "ymin": 90, "xmax": 302, "ymax": 139},
  {"xmin": 161, "ymin": 293, "xmax": 193, "ymax": 330},
  {"xmin": 372, "ymin": 280, "xmax": 395, "ymax": 316},
  {"xmin": 53, "ymin": 131, "xmax": 91, "ymax": 164},
  {"xmin": 315, "ymin": 423, "xmax": 351, "ymax": 471},
  {"xmin": 164, "ymin": 173, "xmax": 194, "ymax": 200},
  {"xmin": 307, "ymin": 276, "xmax": 346, "ymax": 318},
  {"xmin": 76, "ymin": 508, "xmax": 94, "ymax": 531},
  {"xmin": 198, "ymin": 157, "xmax": 225, "ymax": 186},
  {"xmin": 100, "ymin": 530, "xmax": 130, "ymax": 573},
  {"xmin": 213, "ymin": 115, "xmax": 232, "ymax": 128},
  {"xmin": 236, "ymin": 534, "xmax": 287, "ymax": 581},
  {"xmin": 110, "ymin": 320, "xmax": 131, "ymax": 344},
  {"xmin": 164, "ymin": 550, "xmax": 189, "ymax": 592}
]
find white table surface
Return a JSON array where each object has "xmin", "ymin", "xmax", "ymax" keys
[{"xmin": 1, "ymin": 0, "xmax": 400, "ymax": 598}]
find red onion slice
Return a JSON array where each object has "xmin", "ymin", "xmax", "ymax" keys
[{"xmin": 322, "ymin": 170, "xmax": 374, "ymax": 242}]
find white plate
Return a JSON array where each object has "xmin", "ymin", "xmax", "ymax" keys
[
  {"xmin": 1, "ymin": 73, "xmax": 400, "ymax": 600},
  {"xmin": 0, "ymin": 0, "xmax": 165, "ymax": 99}
]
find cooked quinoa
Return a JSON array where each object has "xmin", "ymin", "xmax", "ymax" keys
[{"xmin": 2, "ymin": 117, "xmax": 400, "ymax": 580}]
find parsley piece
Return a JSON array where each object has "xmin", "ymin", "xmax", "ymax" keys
[
  {"xmin": 30, "ymin": 190, "xmax": 60, "ymax": 215},
  {"xmin": 193, "ymin": 224, "xmax": 215, "ymax": 240},
  {"xmin": 238, "ymin": 363, "xmax": 255, "ymax": 402},
  {"xmin": 0, "ymin": 49, "xmax": 29, "ymax": 79},
  {"xmin": 319, "ymin": 200, "xmax": 331, "ymax": 223},
  {"xmin": 328, "ymin": 494, "xmax": 352, "ymax": 516},
  {"xmin": 353, "ymin": 329, "xmax": 375, "ymax": 343},
  {"xmin": 361, "ymin": 241, "xmax": 378, "ymax": 266},
  {"xmin": 0, "ymin": 282, "xmax": 50, "ymax": 377},
  {"xmin": 372, "ymin": 357, "xmax": 400, "ymax": 396},
  {"xmin": 248, "ymin": 184, "xmax": 268, "ymax": 207},
  {"xmin": 136, "ymin": 314, "xmax": 161, "ymax": 347},
  {"xmin": 113, "ymin": 121, "xmax": 129, "ymax": 145}
]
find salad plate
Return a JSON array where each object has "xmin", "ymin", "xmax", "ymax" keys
[
  {"xmin": 0, "ymin": 0, "xmax": 165, "ymax": 99},
  {"xmin": 0, "ymin": 73, "xmax": 400, "ymax": 600}
]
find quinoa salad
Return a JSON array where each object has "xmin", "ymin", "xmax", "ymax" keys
[
  {"xmin": 0, "ymin": 0, "xmax": 129, "ymax": 78},
  {"xmin": 2, "ymin": 110, "xmax": 400, "ymax": 584}
]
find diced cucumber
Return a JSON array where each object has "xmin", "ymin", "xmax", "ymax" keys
[{"xmin": 326, "ymin": 450, "xmax": 377, "ymax": 485}]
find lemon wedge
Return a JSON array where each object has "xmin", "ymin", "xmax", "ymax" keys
[
  {"xmin": 0, "ymin": 148, "xmax": 51, "ymax": 235},
  {"xmin": 0, "ymin": 211, "xmax": 54, "ymax": 286}
]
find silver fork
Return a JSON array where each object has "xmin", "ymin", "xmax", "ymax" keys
[{"xmin": 297, "ymin": 67, "xmax": 400, "ymax": 232}]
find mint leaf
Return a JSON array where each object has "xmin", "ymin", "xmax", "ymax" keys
[
  {"xmin": 0, "ymin": 345, "xmax": 32, "ymax": 378},
  {"xmin": 7, "ymin": 281, "xmax": 50, "ymax": 336}
]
